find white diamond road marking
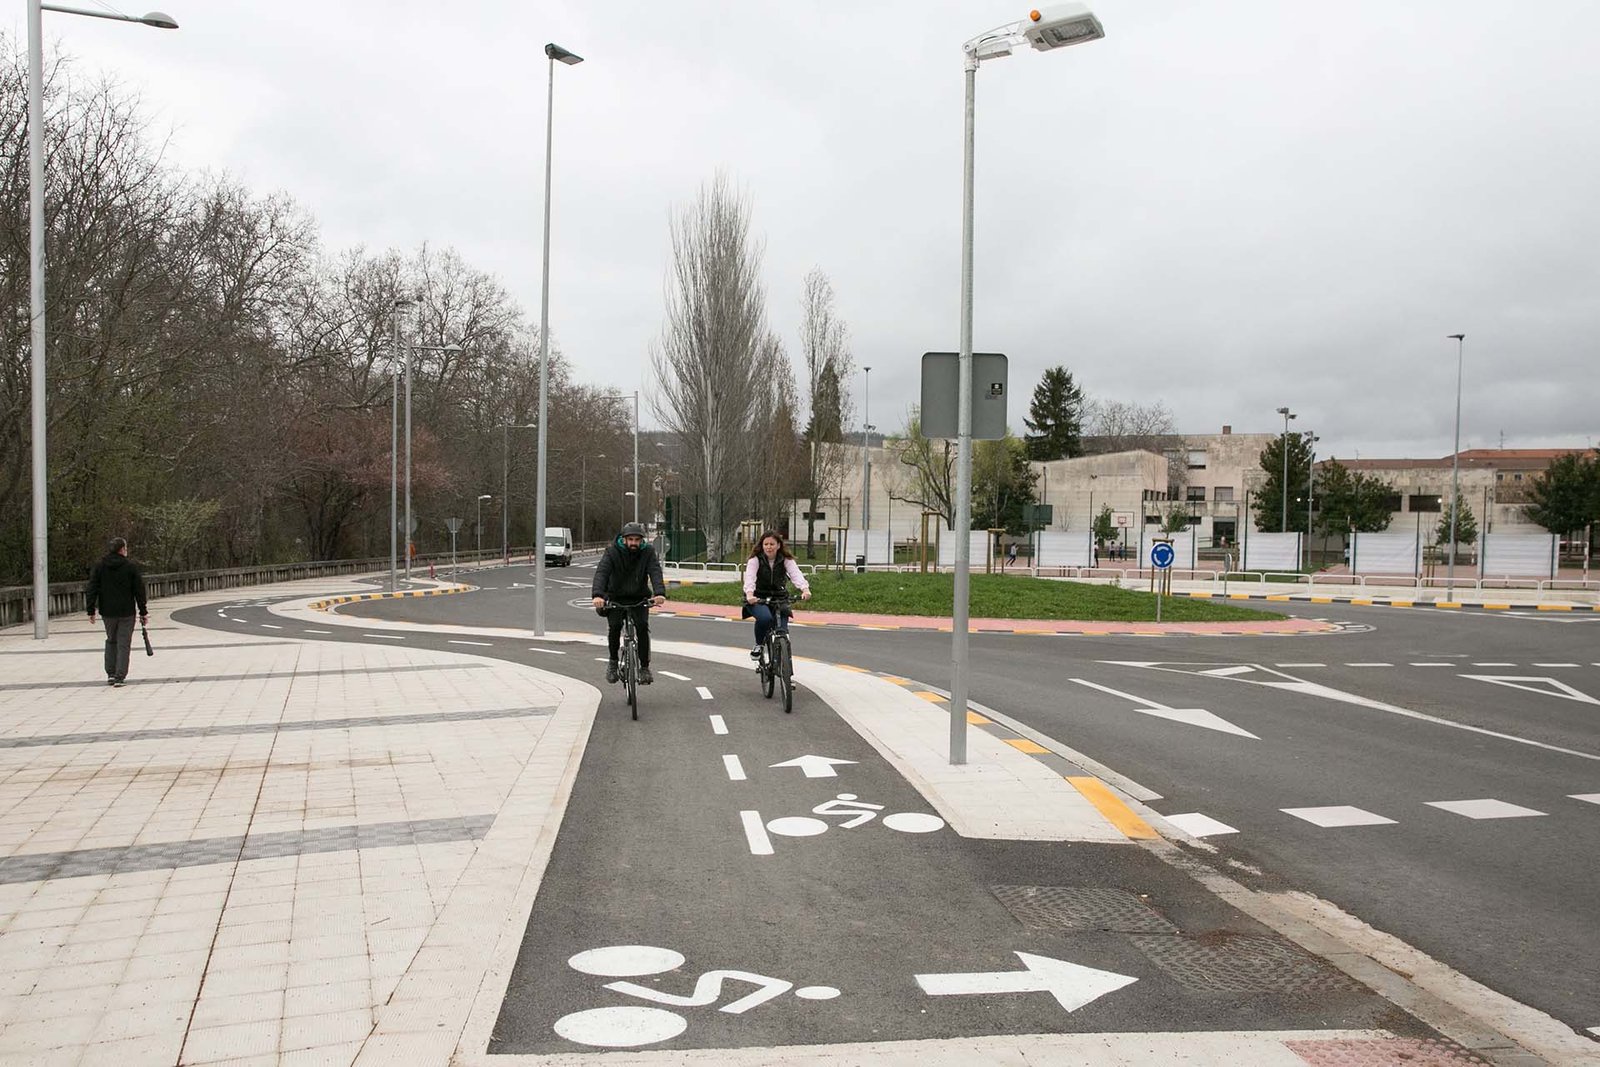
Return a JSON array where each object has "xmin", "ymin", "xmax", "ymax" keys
[
  {"xmin": 1281, "ymin": 805, "xmax": 1397, "ymax": 828},
  {"xmin": 1426, "ymin": 798, "xmax": 1547, "ymax": 820},
  {"xmin": 1165, "ymin": 813, "xmax": 1238, "ymax": 838}
]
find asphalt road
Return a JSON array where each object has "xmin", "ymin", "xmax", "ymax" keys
[{"xmin": 176, "ymin": 563, "xmax": 1600, "ymax": 1053}]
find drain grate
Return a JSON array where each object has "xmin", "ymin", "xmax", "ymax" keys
[
  {"xmin": 1284, "ymin": 1036, "xmax": 1489, "ymax": 1066},
  {"xmin": 990, "ymin": 885, "xmax": 1178, "ymax": 933},
  {"xmin": 1130, "ymin": 932, "xmax": 1363, "ymax": 994}
]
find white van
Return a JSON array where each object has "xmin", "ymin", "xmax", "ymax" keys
[{"xmin": 543, "ymin": 527, "xmax": 574, "ymax": 567}]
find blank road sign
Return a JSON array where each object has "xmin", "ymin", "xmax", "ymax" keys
[{"xmin": 921, "ymin": 352, "xmax": 1007, "ymax": 440}]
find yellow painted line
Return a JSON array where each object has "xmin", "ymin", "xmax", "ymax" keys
[
  {"xmin": 1229, "ymin": 593, "xmax": 1253, "ymax": 600},
  {"xmin": 1350, "ymin": 598, "xmax": 1372, "ymax": 606},
  {"xmin": 1012, "ymin": 628, "xmax": 1055, "ymax": 635},
  {"xmin": 1004, "ymin": 738, "xmax": 1049, "ymax": 754},
  {"xmin": 833, "ymin": 663, "xmax": 869, "ymax": 673},
  {"xmin": 1484, "ymin": 603, "xmax": 1512, "ymax": 610},
  {"xmin": 1310, "ymin": 596, "xmax": 1334, "ymax": 604},
  {"xmin": 1390, "ymin": 601, "xmax": 1414, "ymax": 608},
  {"xmin": 1066, "ymin": 776, "xmax": 1158, "ymax": 840},
  {"xmin": 1436, "ymin": 602, "xmax": 1462, "ymax": 609},
  {"xmin": 1187, "ymin": 591, "xmax": 1213, "ymax": 599},
  {"xmin": 1537, "ymin": 604, "xmax": 1573, "ymax": 612},
  {"xmin": 879, "ymin": 676, "xmax": 913, "ymax": 686},
  {"xmin": 1266, "ymin": 595, "xmax": 1292, "ymax": 602},
  {"xmin": 966, "ymin": 711, "xmax": 991, "ymax": 725},
  {"xmin": 913, "ymin": 691, "xmax": 947, "ymax": 703}
]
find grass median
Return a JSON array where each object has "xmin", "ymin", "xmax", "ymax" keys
[{"xmin": 667, "ymin": 570, "xmax": 1272, "ymax": 623}]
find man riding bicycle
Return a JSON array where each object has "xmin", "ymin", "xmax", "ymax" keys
[
  {"xmin": 742, "ymin": 530, "xmax": 811, "ymax": 659},
  {"xmin": 591, "ymin": 522, "xmax": 667, "ymax": 685}
]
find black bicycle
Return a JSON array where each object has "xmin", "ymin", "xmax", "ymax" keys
[
  {"xmin": 754, "ymin": 595, "xmax": 795, "ymax": 714},
  {"xmin": 605, "ymin": 600, "xmax": 653, "ymax": 720}
]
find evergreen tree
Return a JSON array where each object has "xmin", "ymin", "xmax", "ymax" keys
[
  {"xmin": 1023, "ymin": 367, "xmax": 1086, "ymax": 461},
  {"xmin": 1435, "ymin": 492, "xmax": 1478, "ymax": 547},
  {"xmin": 1253, "ymin": 433, "xmax": 1314, "ymax": 532},
  {"xmin": 1313, "ymin": 460, "xmax": 1395, "ymax": 535},
  {"xmin": 1524, "ymin": 450, "xmax": 1600, "ymax": 535}
]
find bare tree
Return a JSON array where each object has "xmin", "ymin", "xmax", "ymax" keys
[
  {"xmin": 886, "ymin": 406, "xmax": 955, "ymax": 530},
  {"xmin": 797, "ymin": 268, "xmax": 854, "ymax": 556},
  {"xmin": 1085, "ymin": 398, "xmax": 1187, "ymax": 498},
  {"xmin": 650, "ymin": 174, "xmax": 770, "ymax": 558}
]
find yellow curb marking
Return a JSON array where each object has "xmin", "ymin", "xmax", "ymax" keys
[
  {"xmin": 1066, "ymin": 776, "xmax": 1158, "ymax": 840},
  {"xmin": 913, "ymin": 691, "xmax": 946, "ymax": 703},
  {"xmin": 1351, "ymin": 598, "xmax": 1373, "ymax": 606},
  {"xmin": 1485, "ymin": 604, "xmax": 1511, "ymax": 610},
  {"xmin": 833, "ymin": 663, "xmax": 869, "ymax": 673},
  {"xmin": 1188, "ymin": 591, "xmax": 1213, "ymax": 599},
  {"xmin": 1310, "ymin": 596, "xmax": 1334, "ymax": 604},
  {"xmin": 1537, "ymin": 604, "xmax": 1573, "ymax": 612},
  {"xmin": 1266, "ymin": 595, "xmax": 1292, "ymax": 602},
  {"xmin": 1390, "ymin": 601, "xmax": 1414, "ymax": 608},
  {"xmin": 966, "ymin": 711, "xmax": 992, "ymax": 725},
  {"xmin": 1436, "ymin": 602, "xmax": 1462, "ymax": 609},
  {"xmin": 1004, "ymin": 738, "xmax": 1049, "ymax": 754}
]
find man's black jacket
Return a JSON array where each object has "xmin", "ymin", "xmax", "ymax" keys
[
  {"xmin": 86, "ymin": 553, "xmax": 148, "ymax": 617},
  {"xmin": 591, "ymin": 538, "xmax": 666, "ymax": 602}
]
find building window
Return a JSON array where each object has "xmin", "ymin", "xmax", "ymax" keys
[
  {"xmin": 1495, "ymin": 473, "xmax": 1503, "ymax": 482},
  {"xmin": 1380, "ymin": 494, "xmax": 1401, "ymax": 512},
  {"xmin": 803, "ymin": 511, "xmax": 826, "ymax": 521},
  {"xmin": 1187, "ymin": 486, "xmax": 1206, "ymax": 502},
  {"xmin": 1213, "ymin": 486, "xmax": 1235, "ymax": 502},
  {"xmin": 1513, "ymin": 473, "xmax": 1523, "ymax": 482},
  {"xmin": 1409, "ymin": 494, "xmax": 1441, "ymax": 513},
  {"xmin": 1187, "ymin": 450, "xmax": 1207, "ymax": 470}
]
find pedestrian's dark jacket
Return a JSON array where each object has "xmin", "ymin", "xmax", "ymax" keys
[
  {"xmin": 591, "ymin": 538, "xmax": 666, "ymax": 602},
  {"xmin": 86, "ymin": 552, "xmax": 148, "ymax": 617}
]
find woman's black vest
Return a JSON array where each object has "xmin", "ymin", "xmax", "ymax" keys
[{"xmin": 753, "ymin": 554, "xmax": 790, "ymax": 598}]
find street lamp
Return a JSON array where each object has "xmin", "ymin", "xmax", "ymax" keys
[
  {"xmin": 860, "ymin": 367, "xmax": 871, "ymax": 536},
  {"xmin": 502, "ymin": 422, "xmax": 538, "ymax": 562},
  {"xmin": 476, "ymin": 495, "xmax": 492, "ymax": 557},
  {"xmin": 1276, "ymin": 406, "xmax": 1297, "ymax": 532},
  {"xmin": 389, "ymin": 298, "xmax": 414, "ymax": 592},
  {"xmin": 1446, "ymin": 333, "xmax": 1466, "ymax": 599},
  {"xmin": 601, "ymin": 392, "xmax": 639, "ymax": 524},
  {"xmin": 27, "ymin": 1, "xmax": 177, "ymax": 638},
  {"xmin": 1304, "ymin": 431, "xmax": 1319, "ymax": 569},
  {"xmin": 948, "ymin": 4, "xmax": 1104, "ymax": 763},
  {"xmin": 535, "ymin": 41, "xmax": 583, "ymax": 637},
  {"xmin": 402, "ymin": 342, "xmax": 463, "ymax": 578}
]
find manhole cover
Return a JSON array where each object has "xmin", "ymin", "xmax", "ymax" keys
[
  {"xmin": 1130, "ymin": 932, "xmax": 1362, "ymax": 994},
  {"xmin": 990, "ymin": 885, "xmax": 1178, "ymax": 933}
]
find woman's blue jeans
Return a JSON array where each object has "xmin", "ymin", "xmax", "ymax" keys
[{"xmin": 750, "ymin": 603, "xmax": 789, "ymax": 647}]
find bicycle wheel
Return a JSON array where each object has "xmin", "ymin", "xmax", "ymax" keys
[
  {"xmin": 625, "ymin": 637, "xmax": 639, "ymax": 720},
  {"xmin": 776, "ymin": 636, "xmax": 793, "ymax": 714},
  {"xmin": 760, "ymin": 642, "xmax": 775, "ymax": 699}
]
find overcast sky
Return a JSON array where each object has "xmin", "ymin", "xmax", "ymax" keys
[{"xmin": 22, "ymin": 0, "xmax": 1600, "ymax": 462}]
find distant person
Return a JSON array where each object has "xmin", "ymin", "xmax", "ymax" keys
[
  {"xmin": 86, "ymin": 537, "xmax": 148, "ymax": 688},
  {"xmin": 743, "ymin": 531, "xmax": 811, "ymax": 659},
  {"xmin": 591, "ymin": 522, "xmax": 666, "ymax": 685},
  {"xmin": 1005, "ymin": 542, "xmax": 1018, "ymax": 570}
]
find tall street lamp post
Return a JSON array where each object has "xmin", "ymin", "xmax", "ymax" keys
[
  {"xmin": 402, "ymin": 342, "xmax": 462, "ymax": 578},
  {"xmin": 27, "ymin": 1, "xmax": 177, "ymax": 638},
  {"xmin": 860, "ymin": 366, "xmax": 871, "ymax": 535},
  {"xmin": 389, "ymin": 298, "xmax": 413, "ymax": 592},
  {"xmin": 476, "ymin": 495, "xmax": 492, "ymax": 557},
  {"xmin": 535, "ymin": 42, "xmax": 583, "ymax": 637},
  {"xmin": 601, "ymin": 392, "xmax": 639, "ymax": 524},
  {"xmin": 502, "ymin": 422, "xmax": 538, "ymax": 563},
  {"xmin": 949, "ymin": 5, "xmax": 1104, "ymax": 763},
  {"xmin": 1276, "ymin": 406, "xmax": 1297, "ymax": 532},
  {"xmin": 1304, "ymin": 432, "xmax": 1319, "ymax": 569},
  {"xmin": 1446, "ymin": 333, "xmax": 1466, "ymax": 600}
]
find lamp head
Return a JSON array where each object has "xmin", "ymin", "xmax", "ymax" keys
[
  {"xmin": 140, "ymin": 10, "xmax": 178, "ymax": 28},
  {"xmin": 1447, "ymin": 333, "xmax": 1465, "ymax": 341},
  {"xmin": 1023, "ymin": 4, "xmax": 1105, "ymax": 51},
  {"xmin": 545, "ymin": 42, "xmax": 583, "ymax": 65}
]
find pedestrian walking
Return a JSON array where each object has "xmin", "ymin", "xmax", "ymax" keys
[
  {"xmin": 1005, "ymin": 541, "xmax": 1018, "ymax": 570},
  {"xmin": 86, "ymin": 537, "xmax": 148, "ymax": 688}
]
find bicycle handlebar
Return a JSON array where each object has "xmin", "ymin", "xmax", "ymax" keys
[{"xmin": 603, "ymin": 599, "xmax": 657, "ymax": 611}]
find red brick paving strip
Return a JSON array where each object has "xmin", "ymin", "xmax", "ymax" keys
[{"xmin": 660, "ymin": 603, "xmax": 1334, "ymax": 635}]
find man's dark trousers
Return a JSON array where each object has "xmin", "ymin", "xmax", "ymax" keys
[
  {"xmin": 103, "ymin": 616, "xmax": 136, "ymax": 682},
  {"xmin": 606, "ymin": 607, "xmax": 650, "ymax": 667}
]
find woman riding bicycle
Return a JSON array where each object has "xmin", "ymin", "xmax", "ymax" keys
[{"xmin": 742, "ymin": 530, "xmax": 811, "ymax": 659}]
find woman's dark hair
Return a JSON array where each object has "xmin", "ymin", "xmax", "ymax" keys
[{"xmin": 748, "ymin": 530, "xmax": 792, "ymax": 561}]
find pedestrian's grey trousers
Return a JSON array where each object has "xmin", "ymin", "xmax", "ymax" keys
[{"xmin": 103, "ymin": 615, "xmax": 135, "ymax": 681}]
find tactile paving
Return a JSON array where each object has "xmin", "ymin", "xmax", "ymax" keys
[
  {"xmin": 1130, "ymin": 931, "xmax": 1363, "ymax": 994},
  {"xmin": 990, "ymin": 885, "xmax": 1178, "ymax": 933},
  {"xmin": 1285, "ymin": 1036, "xmax": 1489, "ymax": 1066}
]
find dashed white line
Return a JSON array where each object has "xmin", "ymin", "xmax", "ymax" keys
[
  {"xmin": 661, "ymin": 671, "xmax": 691, "ymax": 681},
  {"xmin": 1275, "ymin": 663, "xmax": 1325, "ymax": 668},
  {"xmin": 1165, "ymin": 813, "xmax": 1238, "ymax": 838},
  {"xmin": 1346, "ymin": 662, "xmax": 1391, "ymax": 667},
  {"xmin": 449, "ymin": 640, "xmax": 493, "ymax": 647},
  {"xmin": 740, "ymin": 810, "xmax": 773, "ymax": 856},
  {"xmin": 526, "ymin": 647, "xmax": 567, "ymax": 655},
  {"xmin": 709, "ymin": 715, "xmax": 728, "ymax": 735},
  {"xmin": 1472, "ymin": 662, "xmax": 1515, "ymax": 667},
  {"xmin": 259, "ymin": 624, "xmax": 282, "ymax": 630},
  {"xmin": 364, "ymin": 634, "xmax": 405, "ymax": 640},
  {"xmin": 1534, "ymin": 662, "xmax": 1579, "ymax": 668},
  {"xmin": 722, "ymin": 754, "xmax": 747, "ymax": 781},
  {"xmin": 696, "ymin": 686, "xmax": 714, "ymax": 701},
  {"xmin": 1410, "ymin": 663, "xmax": 1453, "ymax": 667},
  {"xmin": 304, "ymin": 629, "xmax": 331, "ymax": 635}
]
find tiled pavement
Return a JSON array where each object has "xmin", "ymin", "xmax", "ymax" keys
[{"xmin": 0, "ymin": 579, "xmax": 596, "ymax": 1065}]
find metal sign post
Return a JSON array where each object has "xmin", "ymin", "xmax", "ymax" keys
[
  {"xmin": 446, "ymin": 517, "xmax": 464, "ymax": 577},
  {"xmin": 1150, "ymin": 538, "xmax": 1175, "ymax": 624}
]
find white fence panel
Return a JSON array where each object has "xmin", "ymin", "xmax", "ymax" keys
[
  {"xmin": 937, "ymin": 531, "xmax": 993, "ymax": 569},
  {"xmin": 838, "ymin": 529, "xmax": 893, "ymax": 565},
  {"xmin": 1037, "ymin": 530, "xmax": 1093, "ymax": 568},
  {"xmin": 1352, "ymin": 531, "xmax": 1419, "ymax": 575},
  {"xmin": 1243, "ymin": 532, "xmax": 1300, "ymax": 572},
  {"xmin": 1479, "ymin": 533, "xmax": 1557, "ymax": 578},
  {"xmin": 1141, "ymin": 531, "xmax": 1195, "ymax": 569}
]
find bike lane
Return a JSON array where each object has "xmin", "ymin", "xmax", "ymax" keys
[{"xmin": 486, "ymin": 648, "xmax": 1438, "ymax": 1056}]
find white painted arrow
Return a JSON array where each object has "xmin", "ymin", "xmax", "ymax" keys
[
  {"xmin": 769, "ymin": 755, "xmax": 857, "ymax": 778},
  {"xmin": 1071, "ymin": 679, "xmax": 1259, "ymax": 739},
  {"xmin": 1461, "ymin": 675, "xmax": 1600, "ymax": 705},
  {"xmin": 916, "ymin": 951, "xmax": 1137, "ymax": 1013}
]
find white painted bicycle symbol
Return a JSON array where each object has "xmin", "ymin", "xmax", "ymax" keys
[
  {"xmin": 741, "ymin": 794, "xmax": 946, "ymax": 855},
  {"xmin": 553, "ymin": 944, "xmax": 841, "ymax": 1048}
]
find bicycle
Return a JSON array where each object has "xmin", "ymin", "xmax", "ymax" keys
[
  {"xmin": 604, "ymin": 599, "xmax": 653, "ymax": 720},
  {"xmin": 753, "ymin": 595, "xmax": 795, "ymax": 714}
]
